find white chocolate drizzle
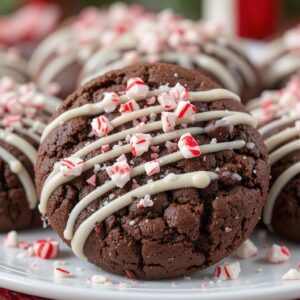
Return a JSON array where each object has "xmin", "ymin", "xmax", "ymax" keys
[
  {"xmin": 263, "ymin": 162, "xmax": 300, "ymax": 229},
  {"xmin": 38, "ymin": 82, "xmax": 258, "ymax": 260},
  {"xmin": 72, "ymin": 171, "xmax": 218, "ymax": 259},
  {"xmin": 41, "ymin": 88, "xmax": 240, "ymax": 142},
  {"xmin": 248, "ymin": 83, "xmax": 300, "ymax": 230},
  {"xmin": 0, "ymin": 146, "xmax": 37, "ymax": 209},
  {"xmin": 63, "ymin": 139, "xmax": 245, "ymax": 241}
]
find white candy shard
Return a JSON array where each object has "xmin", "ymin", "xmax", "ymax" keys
[
  {"xmin": 101, "ymin": 92, "xmax": 120, "ymax": 113},
  {"xmin": 54, "ymin": 267, "xmax": 70, "ymax": 278},
  {"xmin": 214, "ymin": 261, "xmax": 241, "ymax": 280},
  {"xmin": 170, "ymin": 83, "xmax": 189, "ymax": 101},
  {"xmin": 130, "ymin": 133, "xmax": 151, "ymax": 157},
  {"xmin": 91, "ymin": 115, "xmax": 113, "ymax": 137},
  {"xmin": 126, "ymin": 77, "xmax": 149, "ymax": 99},
  {"xmin": 236, "ymin": 239, "xmax": 258, "ymax": 259},
  {"xmin": 144, "ymin": 160, "xmax": 160, "ymax": 176},
  {"xmin": 119, "ymin": 99, "xmax": 140, "ymax": 114},
  {"xmin": 60, "ymin": 157, "xmax": 84, "ymax": 176},
  {"xmin": 106, "ymin": 159, "xmax": 131, "ymax": 188},
  {"xmin": 282, "ymin": 268, "xmax": 300, "ymax": 280},
  {"xmin": 91, "ymin": 275, "xmax": 108, "ymax": 284},
  {"xmin": 175, "ymin": 100, "xmax": 196, "ymax": 120},
  {"xmin": 157, "ymin": 92, "xmax": 177, "ymax": 110},
  {"xmin": 137, "ymin": 194, "xmax": 153, "ymax": 209},
  {"xmin": 161, "ymin": 112, "xmax": 176, "ymax": 132},
  {"xmin": 4, "ymin": 230, "xmax": 18, "ymax": 248},
  {"xmin": 267, "ymin": 244, "xmax": 290, "ymax": 264},
  {"xmin": 178, "ymin": 133, "xmax": 201, "ymax": 159}
]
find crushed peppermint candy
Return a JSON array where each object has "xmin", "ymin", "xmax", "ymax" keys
[
  {"xmin": 91, "ymin": 115, "xmax": 113, "ymax": 137},
  {"xmin": 137, "ymin": 194, "xmax": 153, "ymax": 208},
  {"xmin": 178, "ymin": 133, "xmax": 201, "ymax": 158},
  {"xmin": 144, "ymin": 160, "xmax": 160, "ymax": 176},
  {"xmin": 4, "ymin": 230, "xmax": 18, "ymax": 248},
  {"xmin": 126, "ymin": 77, "xmax": 149, "ymax": 99},
  {"xmin": 161, "ymin": 111, "xmax": 177, "ymax": 132},
  {"xmin": 175, "ymin": 100, "xmax": 196, "ymax": 120},
  {"xmin": 106, "ymin": 159, "xmax": 131, "ymax": 188},
  {"xmin": 86, "ymin": 174, "xmax": 97, "ymax": 186},
  {"xmin": 130, "ymin": 133, "xmax": 151, "ymax": 156},
  {"xmin": 214, "ymin": 261, "xmax": 241, "ymax": 280},
  {"xmin": 165, "ymin": 141, "xmax": 178, "ymax": 153},
  {"xmin": 266, "ymin": 244, "xmax": 290, "ymax": 263},
  {"xmin": 91, "ymin": 275, "xmax": 109, "ymax": 284},
  {"xmin": 101, "ymin": 144, "xmax": 110, "ymax": 153},
  {"xmin": 119, "ymin": 99, "xmax": 140, "ymax": 114},
  {"xmin": 54, "ymin": 267, "xmax": 70, "ymax": 278},
  {"xmin": 282, "ymin": 268, "xmax": 300, "ymax": 280},
  {"xmin": 157, "ymin": 92, "xmax": 177, "ymax": 110},
  {"xmin": 170, "ymin": 83, "xmax": 189, "ymax": 101},
  {"xmin": 236, "ymin": 239, "xmax": 258, "ymax": 259},
  {"xmin": 34, "ymin": 239, "xmax": 59, "ymax": 259},
  {"xmin": 101, "ymin": 92, "xmax": 120, "ymax": 113},
  {"xmin": 60, "ymin": 157, "xmax": 84, "ymax": 176}
]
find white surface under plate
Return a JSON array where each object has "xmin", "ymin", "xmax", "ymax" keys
[{"xmin": 0, "ymin": 228, "xmax": 299, "ymax": 300}]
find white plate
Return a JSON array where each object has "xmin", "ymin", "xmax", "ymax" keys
[{"xmin": 0, "ymin": 228, "xmax": 299, "ymax": 300}]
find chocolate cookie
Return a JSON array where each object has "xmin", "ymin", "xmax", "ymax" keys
[
  {"xmin": 28, "ymin": 4, "xmax": 152, "ymax": 99},
  {"xmin": 261, "ymin": 23, "xmax": 300, "ymax": 89},
  {"xmin": 80, "ymin": 12, "xmax": 261, "ymax": 103},
  {"xmin": 0, "ymin": 45, "xmax": 28, "ymax": 83},
  {"xmin": 36, "ymin": 63, "xmax": 269, "ymax": 280},
  {"xmin": 248, "ymin": 76, "xmax": 300, "ymax": 243},
  {"xmin": 0, "ymin": 76, "xmax": 61, "ymax": 232}
]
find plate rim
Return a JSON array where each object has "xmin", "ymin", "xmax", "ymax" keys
[{"xmin": 1, "ymin": 269, "xmax": 300, "ymax": 300}]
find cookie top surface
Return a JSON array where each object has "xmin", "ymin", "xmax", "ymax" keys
[{"xmin": 36, "ymin": 63, "xmax": 269, "ymax": 279}]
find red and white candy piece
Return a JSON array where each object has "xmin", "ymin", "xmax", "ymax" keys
[
  {"xmin": 54, "ymin": 267, "xmax": 70, "ymax": 278},
  {"xmin": 170, "ymin": 83, "xmax": 189, "ymax": 101},
  {"xmin": 266, "ymin": 244, "xmax": 290, "ymax": 264},
  {"xmin": 175, "ymin": 100, "xmax": 196, "ymax": 120},
  {"xmin": 34, "ymin": 239, "xmax": 59, "ymax": 259},
  {"xmin": 102, "ymin": 92, "xmax": 120, "ymax": 113},
  {"xmin": 3, "ymin": 115, "xmax": 22, "ymax": 127},
  {"xmin": 60, "ymin": 157, "xmax": 84, "ymax": 176},
  {"xmin": 126, "ymin": 77, "xmax": 149, "ymax": 99},
  {"xmin": 137, "ymin": 194, "xmax": 153, "ymax": 209},
  {"xmin": 119, "ymin": 99, "xmax": 140, "ymax": 114},
  {"xmin": 4, "ymin": 230, "xmax": 18, "ymax": 248},
  {"xmin": 214, "ymin": 261, "xmax": 241, "ymax": 280},
  {"xmin": 236, "ymin": 239, "xmax": 258, "ymax": 259},
  {"xmin": 161, "ymin": 112, "xmax": 176, "ymax": 133},
  {"xmin": 106, "ymin": 159, "xmax": 131, "ymax": 188},
  {"xmin": 130, "ymin": 133, "xmax": 151, "ymax": 157},
  {"xmin": 144, "ymin": 160, "xmax": 160, "ymax": 176},
  {"xmin": 282, "ymin": 268, "xmax": 300, "ymax": 280},
  {"xmin": 178, "ymin": 133, "xmax": 201, "ymax": 159},
  {"xmin": 91, "ymin": 115, "xmax": 113, "ymax": 137},
  {"xmin": 86, "ymin": 174, "xmax": 96, "ymax": 186},
  {"xmin": 157, "ymin": 92, "xmax": 177, "ymax": 110}
]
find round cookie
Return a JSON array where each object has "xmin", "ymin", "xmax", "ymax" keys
[
  {"xmin": 80, "ymin": 12, "xmax": 261, "ymax": 103},
  {"xmin": 261, "ymin": 23, "xmax": 300, "ymax": 89},
  {"xmin": 248, "ymin": 76, "xmax": 300, "ymax": 243},
  {"xmin": 0, "ymin": 76, "xmax": 61, "ymax": 232},
  {"xmin": 36, "ymin": 63, "xmax": 269, "ymax": 280},
  {"xmin": 0, "ymin": 45, "xmax": 28, "ymax": 83},
  {"xmin": 28, "ymin": 4, "xmax": 152, "ymax": 99}
]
